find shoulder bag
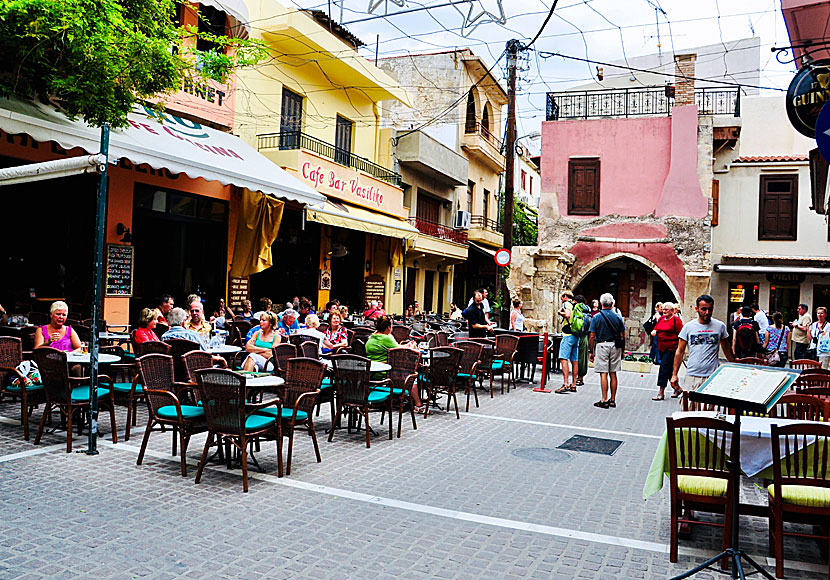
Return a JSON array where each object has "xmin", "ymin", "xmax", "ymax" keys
[
  {"xmin": 766, "ymin": 328, "xmax": 784, "ymax": 365},
  {"xmin": 599, "ymin": 310, "xmax": 625, "ymax": 350}
]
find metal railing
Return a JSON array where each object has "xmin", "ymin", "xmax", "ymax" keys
[
  {"xmin": 470, "ymin": 215, "xmax": 500, "ymax": 233},
  {"xmin": 409, "ymin": 217, "xmax": 468, "ymax": 244},
  {"xmin": 464, "ymin": 121, "xmax": 503, "ymax": 152},
  {"xmin": 545, "ymin": 87, "xmax": 740, "ymax": 121},
  {"xmin": 257, "ymin": 130, "xmax": 402, "ymax": 186}
]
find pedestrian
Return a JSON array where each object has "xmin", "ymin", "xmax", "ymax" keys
[
  {"xmin": 574, "ymin": 294, "xmax": 592, "ymax": 387},
  {"xmin": 751, "ymin": 302, "xmax": 769, "ymax": 334},
  {"xmin": 555, "ymin": 290, "xmax": 579, "ymax": 393},
  {"xmin": 809, "ymin": 306, "xmax": 830, "ymax": 368},
  {"xmin": 732, "ymin": 305, "xmax": 761, "ymax": 359},
  {"xmin": 463, "ymin": 291, "xmax": 490, "ymax": 338},
  {"xmin": 509, "ymin": 299, "xmax": 525, "ymax": 331},
  {"xmin": 650, "ymin": 302, "xmax": 683, "ymax": 400},
  {"xmin": 670, "ymin": 294, "xmax": 734, "ymax": 393},
  {"xmin": 588, "ymin": 293, "xmax": 625, "ymax": 408},
  {"xmin": 762, "ymin": 312, "xmax": 790, "ymax": 367},
  {"xmin": 643, "ymin": 302, "xmax": 663, "ymax": 365},
  {"xmin": 789, "ymin": 303, "xmax": 812, "ymax": 360}
]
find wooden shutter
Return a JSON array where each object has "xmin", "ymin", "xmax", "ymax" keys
[
  {"xmin": 711, "ymin": 179, "xmax": 719, "ymax": 226},
  {"xmin": 334, "ymin": 116, "xmax": 353, "ymax": 166},
  {"xmin": 758, "ymin": 175, "xmax": 798, "ymax": 240},
  {"xmin": 279, "ymin": 88, "xmax": 303, "ymax": 149},
  {"xmin": 568, "ymin": 159, "xmax": 600, "ymax": 215},
  {"xmin": 416, "ymin": 193, "xmax": 440, "ymax": 223}
]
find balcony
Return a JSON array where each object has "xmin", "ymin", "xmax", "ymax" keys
[
  {"xmin": 468, "ymin": 214, "xmax": 503, "ymax": 247},
  {"xmin": 258, "ymin": 130, "xmax": 401, "ymax": 186},
  {"xmin": 471, "ymin": 215, "xmax": 500, "ymax": 232},
  {"xmin": 545, "ymin": 87, "xmax": 740, "ymax": 121},
  {"xmin": 409, "ymin": 217, "xmax": 468, "ymax": 244},
  {"xmin": 461, "ymin": 122, "xmax": 505, "ymax": 171}
]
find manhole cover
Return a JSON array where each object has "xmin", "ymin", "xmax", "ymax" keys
[
  {"xmin": 557, "ymin": 435, "xmax": 623, "ymax": 456},
  {"xmin": 512, "ymin": 447, "xmax": 573, "ymax": 463}
]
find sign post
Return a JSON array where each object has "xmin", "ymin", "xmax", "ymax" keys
[{"xmin": 494, "ymin": 248, "xmax": 511, "ymax": 329}]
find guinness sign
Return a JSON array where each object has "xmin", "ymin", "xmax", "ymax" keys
[{"xmin": 787, "ymin": 60, "xmax": 830, "ymax": 138}]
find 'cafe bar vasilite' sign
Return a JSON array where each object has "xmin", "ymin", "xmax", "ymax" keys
[{"xmin": 786, "ymin": 59, "xmax": 830, "ymax": 138}]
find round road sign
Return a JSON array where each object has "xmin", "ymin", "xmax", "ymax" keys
[{"xmin": 494, "ymin": 248, "xmax": 511, "ymax": 267}]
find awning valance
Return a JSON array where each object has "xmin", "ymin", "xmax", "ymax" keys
[
  {"xmin": 0, "ymin": 96, "xmax": 325, "ymax": 208},
  {"xmin": 469, "ymin": 242, "xmax": 496, "ymax": 257},
  {"xmin": 306, "ymin": 199, "xmax": 419, "ymax": 241},
  {"xmin": 714, "ymin": 264, "xmax": 830, "ymax": 275},
  {"xmin": 202, "ymin": 0, "xmax": 250, "ymax": 37}
]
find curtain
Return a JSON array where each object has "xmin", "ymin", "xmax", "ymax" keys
[{"xmin": 229, "ymin": 189, "xmax": 284, "ymax": 277}]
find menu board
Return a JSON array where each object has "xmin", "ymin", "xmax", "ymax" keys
[
  {"xmin": 228, "ymin": 277, "xmax": 249, "ymax": 311},
  {"xmin": 363, "ymin": 274, "xmax": 385, "ymax": 307},
  {"xmin": 105, "ymin": 245, "xmax": 134, "ymax": 296},
  {"xmin": 692, "ymin": 363, "xmax": 799, "ymax": 413}
]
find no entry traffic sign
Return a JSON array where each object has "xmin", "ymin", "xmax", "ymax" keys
[{"xmin": 494, "ymin": 248, "xmax": 511, "ymax": 267}]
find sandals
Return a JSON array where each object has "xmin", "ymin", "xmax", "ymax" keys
[
  {"xmin": 671, "ymin": 390, "xmax": 683, "ymax": 398},
  {"xmin": 575, "ymin": 378, "xmax": 584, "ymax": 386},
  {"xmin": 554, "ymin": 385, "xmax": 572, "ymax": 394},
  {"xmin": 593, "ymin": 400, "xmax": 610, "ymax": 408},
  {"xmin": 414, "ymin": 405, "xmax": 433, "ymax": 415},
  {"xmin": 652, "ymin": 395, "xmax": 665, "ymax": 401},
  {"xmin": 608, "ymin": 400, "xmax": 616, "ymax": 408}
]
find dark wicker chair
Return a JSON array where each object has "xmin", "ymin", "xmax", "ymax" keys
[
  {"xmin": 736, "ymin": 356, "xmax": 767, "ymax": 366},
  {"xmin": 436, "ymin": 331, "xmax": 450, "ymax": 347},
  {"xmin": 137, "ymin": 341, "xmax": 172, "ymax": 356},
  {"xmin": 0, "ymin": 336, "xmax": 46, "ymax": 440},
  {"xmin": 32, "ymin": 347, "xmax": 118, "ymax": 452},
  {"xmin": 769, "ymin": 393, "xmax": 829, "ymax": 421},
  {"xmin": 351, "ymin": 327, "xmax": 373, "ymax": 344},
  {"xmin": 372, "ymin": 347, "xmax": 420, "ymax": 438},
  {"xmin": 153, "ymin": 323, "xmax": 169, "ymax": 340},
  {"xmin": 391, "ymin": 325, "xmax": 412, "ymax": 343},
  {"xmin": 789, "ymin": 358, "xmax": 821, "ymax": 370},
  {"xmin": 453, "ymin": 341, "xmax": 483, "ymax": 412},
  {"xmin": 351, "ymin": 338, "xmax": 366, "ymax": 357},
  {"xmin": 299, "ymin": 340, "xmax": 319, "ymax": 359},
  {"xmin": 182, "ymin": 350, "xmax": 217, "ymax": 383},
  {"xmin": 135, "ymin": 354, "xmax": 206, "ymax": 476},
  {"xmin": 328, "ymin": 354, "xmax": 392, "ymax": 447},
  {"xmin": 422, "ymin": 347, "xmax": 463, "ymax": 419},
  {"xmin": 256, "ymin": 357, "xmax": 325, "ymax": 475},
  {"xmin": 494, "ymin": 335, "xmax": 519, "ymax": 393},
  {"xmin": 164, "ymin": 338, "xmax": 203, "ymax": 382},
  {"xmin": 468, "ymin": 338, "xmax": 499, "ymax": 398},
  {"xmin": 230, "ymin": 320, "xmax": 252, "ymax": 347},
  {"xmin": 193, "ymin": 368, "xmax": 280, "ymax": 491},
  {"xmin": 271, "ymin": 343, "xmax": 297, "ymax": 377},
  {"xmin": 317, "ymin": 323, "xmax": 329, "ymax": 333},
  {"xmin": 27, "ymin": 312, "xmax": 48, "ymax": 326},
  {"xmin": 74, "ymin": 324, "xmax": 91, "ymax": 343}
]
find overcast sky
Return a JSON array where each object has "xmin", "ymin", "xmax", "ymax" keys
[{"xmin": 282, "ymin": 0, "xmax": 796, "ymax": 138}]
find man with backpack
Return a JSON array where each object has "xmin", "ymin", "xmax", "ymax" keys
[
  {"xmin": 572, "ymin": 295, "xmax": 592, "ymax": 387},
  {"xmin": 555, "ymin": 291, "xmax": 580, "ymax": 393},
  {"xmin": 732, "ymin": 305, "xmax": 761, "ymax": 359}
]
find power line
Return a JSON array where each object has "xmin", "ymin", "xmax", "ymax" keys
[{"xmin": 525, "ymin": 0, "xmax": 559, "ymax": 49}]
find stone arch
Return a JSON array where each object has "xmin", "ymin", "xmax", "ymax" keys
[{"xmin": 571, "ymin": 252, "xmax": 682, "ymax": 303}]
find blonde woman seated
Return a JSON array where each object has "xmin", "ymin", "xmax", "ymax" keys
[
  {"xmin": 295, "ymin": 314, "xmax": 325, "ymax": 354},
  {"xmin": 34, "ymin": 301, "xmax": 83, "ymax": 352},
  {"xmin": 242, "ymin": 312, "xmax": 282, "ymax": 372}
]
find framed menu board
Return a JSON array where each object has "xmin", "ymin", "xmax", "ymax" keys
[
  {"xmin": 228, "ymin": 276, "xmax": 250, "ymax": 311},
  {"xmin": 690, "ymin": 363, "xmax": 799, "ymax": 414},
  {"xmin": 105, "ymin": 244, "xmax": 134, "ymax": 296},
  {"xmin": 363, "ymin": 274, "xmax": 385, "ymax": 307}
]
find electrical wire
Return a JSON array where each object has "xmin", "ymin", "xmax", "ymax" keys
[{"xmin": 525, "ymin": 0, "xmax": 559, "ymax": 49}]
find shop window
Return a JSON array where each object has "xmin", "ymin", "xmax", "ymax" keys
[
  {"xmin": 727, "ymin": 282, "xmax": 758, "ymax": 310},
  {"xmin": 758, "ymin": 174, "xmax": 797, "ymax": 240},
  {"xmin": 769, "ymin": 284, "xmax": 800, "ymax": 323},
  {"xmin": 196, "ymin": 5, "xmax": 227, "ymax": 53},
  {"xmin": 568, "ymin": 158, "xmax": 600, "ymax": 216},
  {"xmin": 279, "ymin": 88, "xmax": 303, "ymax": 149}
]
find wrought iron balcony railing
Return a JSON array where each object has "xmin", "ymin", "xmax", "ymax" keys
[
  {"xmin": 470, "ymin": 215, "xmax": 500, "ymax": 233},
  {"xmin": 545, "ymin": 87, "xmax": 740, "ymax": 121},
  {"xmin": 464, "ymin": 121, "xmax": 503, "ymax": 152},
  {"xmin": 409, "ymin": 217, "xmax": 468, "ymax": 244},
  {"xmin": 257, "ymin": 130, "xmax": 402, "ymax": 187}
]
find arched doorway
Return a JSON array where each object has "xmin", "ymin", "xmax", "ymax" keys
[{"xmin": 573, "ymin": 256, "xmax": 680, "ymax": 351}]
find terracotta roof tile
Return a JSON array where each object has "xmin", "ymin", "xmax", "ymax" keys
[{"xmin": 733, "ymin": 155, "xmax": 809, "ymax": 163}]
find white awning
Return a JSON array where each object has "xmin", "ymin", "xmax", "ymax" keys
[
  {"xmin": 0, "ymin": 96, "xmax": 325, "ymax": 208},
  {"xmin": 714, "ymin": 264, "xmax": 829, "ymax": 275},
  {"xmin": 306, "ymin": 199, "xmax": 419, "ymax": 241},
  {"xmin": 202, "ymin": 0, "xmax": 250, "ymax": 38}
]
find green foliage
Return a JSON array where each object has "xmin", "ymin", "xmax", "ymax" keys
[
  {"xmin": 0, "ymin": 0, "xmax": 266, "ymax": 127},
  {"xmin": 498, "ymin": 196, "xmax": 538, "ymax": 246}
]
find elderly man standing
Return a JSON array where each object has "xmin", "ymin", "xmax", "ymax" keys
[{"xmin": 588, "ymin": 293, "xmax": 625, "ymax": 409}]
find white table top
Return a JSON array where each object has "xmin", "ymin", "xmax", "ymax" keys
[
  {"xmin": 66, "ymin": 352, "xmax": 120, "ymax": 364},
  {"xmin": 245, "ymin": 375, "xmax": 285, "ymax": 388},
  {"xmin": 323, "ymin": 359, "xmax": 391, "ymax": 373},
  {"xmin": 99, "ymin": 332, "xmax": 130, "ymax": 340},
  {"xmin": 208, "ymin": 345, "xmax": 242, "ymax": 354}
]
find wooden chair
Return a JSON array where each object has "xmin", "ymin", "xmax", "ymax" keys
[
  {"xmin": 453, "ymin": 341, "xmax": 483, "ymax": 412},
  {"xmin": 770, "ymin": 393, "xmax": 830, "ymax": 421},
  {"xmin": 135, "ymin": 354, "xmax": 206, "ymax": 476},
  {"xmin": 768, "ymin": 422, "xmax": 830, "ymax": 579},
  {"xmin": 164, "ymin": 338, "xmax": 202, "ymax": 382},
  {"xmin": 372, "ymin": 347, "xmax": 420, "ymax": 438},
  {"xmin": 271, "ymin": 343, "xmax": 297, "ymax": 377},
  {"xmin": 391, "ymin": 325, "xmax": 412, "ymax": 343},
  {"xmin": 0, "ymin": 336, "xmax": 45, "ymax": 440},
  {"xmin": 666, "ymin": 415, "xmax": 738, "ymax": 567},
  {"xmin": 351, "ymin": 327, "xmax": 373, "ymax": 344},
  {"xmin": 494, "ymin": 335, "xmax": 519, "ymax": 393},
  {"xmin": 193, "ymin": 368, "xmax": 280, "ymax": 491},
  {"xmin": 789, "ymin": 358, "xmax": 821, "ymax": 370},
  {"xmin": 799, "ymin": 368, "xmax": 830, "ymax": 377},
  {"xmin": 328, "ymin": 354, "xmax": 392, "ymax": 447},
  {"xmin": 32, "ymin": 347, "xmax": 118, "ymax": 453},
  {"xmin": 256, "ymin": 357, "xmax": 325, "ymax": 475},
  {"xmin": 797, "ymin": 387, "xmax": 830, "ymax": 404},
  {"xmin": 736, "ymin": 356, "xmax": 767, "ymax": 366},
  {"xmin": 435, "ymin": 331, "xmax": 450, "ymax": 347},
  {"xmin": 182, "ymin": 350, "xmax": 217, "ymax": 384},
  {"xmin": 422, "ymin": 347, "xmax": 463, "ymax": 419},
  {"xmin": 468, "ymin": 338, "xmax": 499, "ymax": 398},
  {"xmin": 793, "ymin": 374, "xmax": 830, "ymax": 392}
]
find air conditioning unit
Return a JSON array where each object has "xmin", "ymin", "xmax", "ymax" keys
[{"xmin": 455, "ymin": 210, "xmax": 471, "ymax": 230}]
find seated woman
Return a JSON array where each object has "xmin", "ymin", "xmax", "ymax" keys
[
  {"xmin": 323, "ymin": 312, "xmax": 349, "ymax": 354},
  {"xmin": 295, "ymin": 313, "xmax": 325, "ymax": 354},
  {"xmin": 242, "ymin": 312, "xmax": 281, "ymax": 372},
  {"xmin": 33, "ymin": 300, "xmax": 83, "ymax": 352},
  {"xmin": 238, "ymin": 299, "xmax": 257, "ymax": 323},
  {"xmin": 365, "ymin": 316, "xmax": 426, "ymax": 412},
  {"xmin": 135, "ymin": 308, "xmax": 161, "ymax": 343},
  {"xmin": 338, "ymin": 305, "xmax": 350, "ymax": 321}
]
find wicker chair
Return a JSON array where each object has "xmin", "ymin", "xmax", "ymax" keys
[
  {"xmin": 789, "ymin": 358, "xmax": 821, "ymax": 370},
  {"xmin": 453, "ymin": 341, "xmax": 483, "ymax": 412},
  {"xmin": 164, "ymin": 338, "xmax": 203, "ymax": 382},
  {"xmin": 182, "ymin": 350, "xmax": 217, "ymax": 383},
  {"xmin": 256, "ymin": 357, "xmax": 325, "ymax": 475},
  {"xmin": 328, "ymin": 354, "xmax": 392, "ymax": 447},
  {"xmin": 193, "ymin": 368, "xmax": 280, "ymax": 491},
  {"xmin": 469, "ymin": 338, "xmax": 499, "ymax": 399},
  {"xmin": 153, "ymin": 323, "xmax": 169, "ymax": 340},
  {"xmin": 32, "ymin": 347, "xmax": 118, "ymax": 453},
  {"xmin": 317, "ymin": 322, "xmax": 329, "ymax": 333},
  {"xmin": 137, "ymin": 341, "xmax": 172, "ymax": 356},
  {"xmin": 435, "ymin": 331, "xmax": 450, "ymax": 347},
  {"xmin": 391, "ymin": 325, "xmax": 412, "ymax": 343},
  {"xmin": 769, "ymin": 393, "xmax": 830, "ymax": 421},
  {"xmin": 229, "ymin": 320, "xmax": 252, "ymax": 347},
  {"xmin": 494, "ymin": 335, "xmax": 519, "ymax": 393},
  {"xmin": 371, "ymin": 348, "xmax": 420, "ymax": 438},
  {"xmin": 135, "ymin": 354, "xmax": 206, "ymax": 476},
  {"xmin": 422, "ymin": 347, "xmax": 463, "ymax": 419},
  {"xmin": 0, "ymin": 336, "xmax": 46, "ymax": 440},
  {"xmin": 736, "ymin": 356, "xmax": 767, "ymax": 366},
  {"xmin": 351, "ymin": 338, "xmax": 367, "ymax": 357},
  {"xmin": 298, "ymin": 341, "xmax": 319, "ymax": 359},
  {"xmin": 271, "ymin": 343, "xmax": 297, "ymax": 377},
  {"xmin": 27, "ymin": 312, "xmax": 48, "ymax": 326},
  {"xmin": 351, "ymin": 326, "xmax": 373, "ymax": 344}
]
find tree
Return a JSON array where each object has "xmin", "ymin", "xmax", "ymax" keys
[
  {"xmin": 0, "ymin": 0, "xmax": 265, "ymax": 127},
  {"xmin": 499, "ymin": 196, "xmax": 538, "ymax": 246}
]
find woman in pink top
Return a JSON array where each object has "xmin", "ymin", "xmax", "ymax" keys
[
  {"xmin": 135, "ymin": 308, "xmax": 161, "ymax": 343},
  {"xmin": 33, "ymin": 301, "xmax": 83, "ymax": 352}
]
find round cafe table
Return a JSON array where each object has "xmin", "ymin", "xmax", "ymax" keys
[
  {"xmin": 99, "ymin": 332, "xmax": 130, "ymax": 342},
  {"xmin": 244, "ymin": 375, "xmax": 285, "ymax": 389},
  {"xmin": 322, "ymin": 359, "xmax": 391, "ymax": 373},
  {"xmin": 208, "ymin": 345, "xmax": 242, "ymax": 355},
  {"xmin": 67, "ymin": 352, "xmax": 120, "ymax": 365}
]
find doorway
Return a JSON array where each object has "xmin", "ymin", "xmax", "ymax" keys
[
  {"xmin": 405, "ymin": 267, "xmax": 416, "ymax": 307},
  {"xmin": 327, "ymin": 227, "xmax": 365, "ymax": 311},
  {"xmin": 423, "ymin": 270, "xmax": 435, "ymax": 313},
  {"xmin": 769, "ymin": 284, "xmax": 799, "ymax": 323}
]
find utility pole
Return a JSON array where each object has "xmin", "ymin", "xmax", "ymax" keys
[{"xmin": 501, "ymin": 39, "xmax": 520, "ymax": 329}]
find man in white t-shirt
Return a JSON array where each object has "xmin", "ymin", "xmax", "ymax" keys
[
  {"xmin": 468, "ymin": 288, "xmax": 491, "ymax": 324},
  {"xmin": 670, "ymin": 294, "xmax": 735, "ymax": 392},
  {"xmin": 751, "ymin": 303, "xmax": 769, "ymax": 334}
]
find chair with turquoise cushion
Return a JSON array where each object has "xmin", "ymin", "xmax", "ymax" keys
[
  {"xmin": 468, "ymin": 338, "xmax": 499, "ymax": 399},
  {"xmin": 32, "ymin": 347, "xmax": 118, "ymax": 453},
  {"xmin": 769, "ymin": 422, "xmax": 830, "ymax": 579},
  {"xmin": 453, "ymin": 341, "xmax": 483, "ymax": 413},
  {"xmin": 135, "ymin": 354, "xmax": 207, "ymax": 477},
  {"xmin": 666, "ymin": 416, "xmax": 737, "ymax": 569},
  {"xmin": 0, "ymin": 336, "xmax": 46, "ymax": 441},
  {"xmin": 314, "ymin": 374, "xmax": 336, "ymax": 426},
  {"xmin": 422, "ymin": 347, "xmax": 463, "ymax": 419},
  {"xmin": 193, "ymin": 368, "xmax": 281, "ymax": 491},
  {"xmin": 371, "ymin": 347, "xmax": 420, "ymax": 438},
  {"xmin": 494, "ymin": 335, "xmax": 518, "ymax": 394},
  {"xmin": 274, "ymin": 357, "xmax": 325, "ymax": 474},
  {"xmin": 328, "ymin": 354, "xmax": 392, "ymax": 448}
]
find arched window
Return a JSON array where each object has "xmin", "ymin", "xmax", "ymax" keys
[
  {"xmin": 481, "ymin": 102, "xmax": 491, "ymax": 133},
  {"xmin": 464, "ymin": 90, "xmax": 476, "ymax": 133}
]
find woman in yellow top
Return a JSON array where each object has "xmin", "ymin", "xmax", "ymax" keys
[{"xmin": 242, "ymin": 312, "xmax": 282, "ymax": 372}]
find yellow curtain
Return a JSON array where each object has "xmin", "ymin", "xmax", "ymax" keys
[{"xmin": 230, "ymin": 189, "xmax": 284, "ymax": 278}]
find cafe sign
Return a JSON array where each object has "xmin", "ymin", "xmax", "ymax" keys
[{"xmin": 786, "ymin": 59, "xmax": 830, "ymax": 138}]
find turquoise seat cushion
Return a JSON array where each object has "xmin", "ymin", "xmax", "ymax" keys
[
  {"xmin": 111, "ymin": 382, "xmax": 143, "ymax": 394},
  {"xmin": 5, "ymin": 383, "xmax": 45, "ymax": 393},
  {"xmin": 245, "ymin": 414, "xmax": 277, "ymax": 432},
  {"xmin": 321, "ymin": 378, "xmax": 334, "ymax": 390},
  {"xmin": 157, "ymin": 404, "xmax": 204, "ymax": 421},
  {"xmin": 70, "ymin": 386, "xmax": 110, "ymax": 402},
  {"xmin": 256, "ymin": 406, "xmax": 309, "ymax": 422},
  {"xmin": 121, "ymin": 352, "xmax": 136, "ymax": 361},
  {"xmin": 457, "ymin": 373, "xmax": 477, "ymax": 380},
  {"xmin": 372, "ymin": 386, "xmax": 409, "ymax": 396},
  {"xmin": 368, "ymin": 390, "xmax": 390, "ymax": 404},
  {"xmin": 490, "ymin": 360, "xmax": 504, "ymax": 369}
]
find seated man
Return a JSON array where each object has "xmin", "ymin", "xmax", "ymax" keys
[
  {"xmin": 157, "ymin": 294, "xmax": 174, "ymax": 325},
  {"xmin": 185, "ymin": 300, "xmax": 212, "ymax": 343},
  {"xmin": 278, "ymin": 308, "xmax": 300, "ymax": 336},
  {"xmin": 297, "ymin": 299, "xmax": 314, "ymax": 324},
  {"xmin": 363, "ymin": 300, "xmax": 382, "ymax": 319},
  {"xmin": 162, "ymin": 307, "xmax": 208, "ymax": 349}
]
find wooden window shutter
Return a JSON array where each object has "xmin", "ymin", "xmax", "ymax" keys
[
  {"xmin": 568, "ymin": 158, "xmax": 600, "ymax": 216},
  {"xmin": 758, "ymin": 175, "xmax": 798, "ymax": 241},
  {"xmin": 711, "ymin": 179, "xmax": 719, "ymax": 226}
]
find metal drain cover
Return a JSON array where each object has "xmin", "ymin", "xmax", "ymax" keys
[
  {"xmin": 512, "ymin": 447, "xmax": 573, "ymax": 463},
  {"xmin": 557, "ymin": 435, "xmax": 623, "ymax": 456}
]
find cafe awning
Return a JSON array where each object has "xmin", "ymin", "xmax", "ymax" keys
[
  {"xmin": 469, "ymin": 242, "xmax": 497, "ymax": 257},
  {"xmin": 306, "ymin": 199, "xmax": 419, "ymax": 241},
  {"xmin": 714, "ymin": 264, "xmax": 830, "ymax": 276},
  {"xmin": 0, "ymin": 96, "xmax": 325, "ymax": 208}
]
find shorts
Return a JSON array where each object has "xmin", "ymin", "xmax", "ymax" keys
[
  {"xmin": 245, "ymin": 353, "xmax": 274, "ymax": 372},
  {"xmin": 684, "ymin": 375, "xmax": 708, "ymax": 391},
  {"xmin": 558, "ymin": 333, "xmax": 579, "ymax": 362},
  {"xmin": 594, "ymin": 342, "xmax": 621, "ymax": 373},
  {"xmin": 820, "ymin": 356, "xmax": 830, "ymax": 370}
]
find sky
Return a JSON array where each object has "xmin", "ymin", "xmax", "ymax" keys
[{"xmin": 281, "ymin": 0, "xmax": 797, "ymax": 140}]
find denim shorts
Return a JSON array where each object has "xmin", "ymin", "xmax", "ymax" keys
[{"xmin": 558, "ymin": 333, "xmax": 579, "ymax": 362}]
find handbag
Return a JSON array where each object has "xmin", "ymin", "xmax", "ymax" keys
[
  {"xmin": 766, "ymin": 327, "xmax": 785, "ymax": 365},
  {"xmin": 599, "ymin": 310, "xmax": 625, "ymax": 349}
]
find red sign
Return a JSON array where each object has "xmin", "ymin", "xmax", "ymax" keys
[{"xmin": 494, "ymin": 248, "xmax": 511, "ymax": 267}]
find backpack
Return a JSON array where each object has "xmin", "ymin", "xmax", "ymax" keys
[
  {"xmin": 570, "ymin": 303, "xmax": 590, "ymax": 336},
  {"xmin": 735, "ymin": 319, "xmax": 758, "ymax": 352}
]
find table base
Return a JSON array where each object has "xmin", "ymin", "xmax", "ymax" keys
[{"xmin": 670, "ymin": 547, "xmax": 775, "ymax": 580}]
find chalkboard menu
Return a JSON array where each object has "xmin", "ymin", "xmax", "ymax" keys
[
  {"xmin": 105, "ymin": 244, "xmax": 134, "ymax": 296},
  {"xmin": 363, "ymin": 274, "xmax": 385, "ymax": 308},
  {"xmin": 228, "ymin": 276, "xmax": 250, "ymax": 310}
]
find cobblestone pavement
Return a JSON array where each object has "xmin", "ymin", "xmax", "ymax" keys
[{"xmin": 0, "ymin": 365, "xmax": 826, "ymax": 579}]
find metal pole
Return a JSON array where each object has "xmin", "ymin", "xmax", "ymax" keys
[
  {"xmin": 502, "ymin": 39, "xmax": 519, "ymax": 329},
  {"xmin": 87, "ymin": 123, "xmax": 109, "ymax": 455}
]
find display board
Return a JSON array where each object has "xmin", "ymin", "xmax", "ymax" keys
[
  {"xmin": 363, "ymin": 274, "xmax": 385, "ymax": 307},
  {"xmin": 228, "ymin": 276, "xmax": 249, "ymax": 311},
  {"xmin": 690, "ymin": 363, "xmax": 800, "ymax": 414},
  {"xmin": 105, "ymin": 245, "xmax": 134, "ymax": 296}
]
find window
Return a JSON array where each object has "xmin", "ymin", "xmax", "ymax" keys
[
  {"xmin": 568, "ymin": 158, "xmax": 600, "ymax": 215},
  {"xmin": 467, "ymin": 180, "xmax": 474, "ymax": 213},
  {"xmin": 481, "ymin": 103, "xmax": 490, "ymax": 132},
  {"xmin": 483, "ymin": 188, "xmax": 490, "ymax": 220},
  {"xmin": 728, "ymin": 282, "xmax": 758, "ymax": 309},
  {"xmin": 196, "ymin": 5, "xmax": 226, "ymax": 53},
  {"xmin": 711, "ymin": 179, "xmax": 719, "ymax": 226},
  {"xmin": 334, "ymin": 115, "xmax": 353, "ymax": 167},
  {"xmin": 529, "ymin": 175, "xmax": 533, "ymax": 196},
  {"xmin": 416, "ymin": 192, "xmax": 440, "ymax": 224},
  {"xmin": 279, "ymin": 88, "xmax": 303, "ymax": 149},
  {"xmin": 465, "ymin": 90, "xmax": 476, "ymax": 133},
  {"xmin": 758, "ymin": 174, "xmax": 797, "ymax": 240},
  {"xmin": 521, "ymin": 170, "xmax": 527, "ymax": 191}
]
